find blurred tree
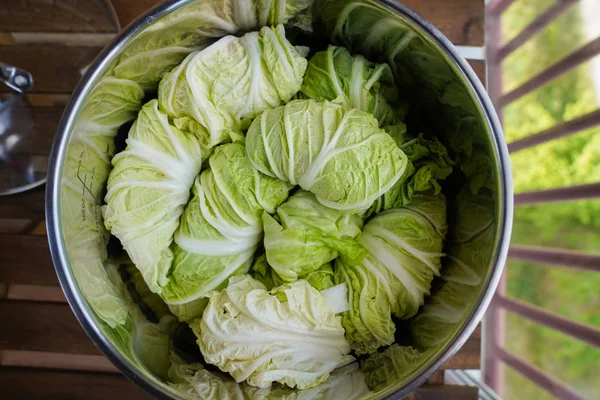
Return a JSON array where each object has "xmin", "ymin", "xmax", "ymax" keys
[
  {"xmin": 503, "ymin": 1, "xmax": 600, "ymax": 233},
  {"xmin": 499, "ymin": 1, "xmax": 600, "ymax": 399}
]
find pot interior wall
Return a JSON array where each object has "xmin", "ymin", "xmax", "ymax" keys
[{"xmin": 53, "ymin": 1, "xmax": 506, "ymax": 398}]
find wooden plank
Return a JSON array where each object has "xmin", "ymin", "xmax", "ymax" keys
[
  {"xmin": 509, "ymin": 244, "xmax": 600, "ymax": 272},
  {"xmin": 0, "ymin": 234, "xmax": 57, "ymax": 286},
  {"xmin": 410, "ymin": 385, "xmax": 479, "ymax": 400},
  {"xmin": 30, "ymin": 220, "xmax": 48, "ymax": 236},
  {"xmin": 0, "ymin": 45, "xmax": 101, "ymax": 93},
  {"xmin": 426, "ymin": 370, "xmax": 445, "ymax": 385},
  {"xmin": 515, "ymin": 182, "xmax": 600, "ymax": 205},
  {"xmin": 498, "ymin": 347, "xmax": 584, "ymax": 400},
  {"xmin": 0, "ymin": 219, "xmax": 34, "ymax": 234},
  {"xmin": 0, "ymin": 350, "xmax": 117, "ymax": 373},
  {"xmin": 0, "ymin": 300, "xmax": 100, "ymax": 355},
  {"xmin": 0, "ymin": 368, "xmax": 150, "ymax": 400},
  {"xmin": 495, "ymin": 295, "xmax": 600, "ymax": 348},
  {"xmin": 0, "ymin": 1, "xmax": 119, "ymax": 33},
  {"xmin": 3, "ymin": 32, "xmax": 115, "ymax": 47},
  {"xmin": 443, "ymin": 325, "xmax": 481, "ymax": 370},
  {"xmin": 487, "ymin": 0, "xmax": 516, "ymax": 16},
  {"xmin": 0, "ymin": 367, "xmax": 476, "ymax": 400},
  {"xmin": 6, "ymin": 284, "xmax": 65, "ymax": 303},
  {"xmin": 402, "ymin": 0, "xmax": 484, "ymax": 46},
  {"xmin": 0, "ymin": 32, "xmax": 16, "ymax": 45},
  {"xmin": 26, "ymin": 93, "xmax": 71, "ymax": 107},
  {"xmin": 0, "ymin": 288, "xmax": 479, "ymax": 366},
  {"xmin": 468, "ymin": 60, "xmax": 486, "ymax": 86},
  {"xmin": 0, "ymin": 369, "xmax": 476, "ymax": 400},
  {"xmin": 0, "ymin": 186, "xmax": 46, "ymax": 234},
  {"xmin": 111, "ymin": 0, "xmax": 162, "ymax": 29}
]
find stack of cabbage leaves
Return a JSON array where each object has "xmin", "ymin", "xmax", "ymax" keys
[{"xmin": 82, "ymin": 5, "xmax": 461, "ymax": 396}]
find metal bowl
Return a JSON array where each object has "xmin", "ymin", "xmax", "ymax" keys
[{"xmin": 46, "ymin": 0, "xmax": 513, "ymax": 398}]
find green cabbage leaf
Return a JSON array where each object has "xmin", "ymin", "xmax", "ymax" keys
[
  {"xmin": 105, "ymin": 263, "xmax": 178, "ymax": 380},
  {"xmin": 250, "ymin": 253, "xmax": 335, "ymax": 292},
  {"xmin": 335, "ymin": 194, "xmax": 447, "ymax": 354},
  {"xmin": 314, "ymin": 0, "xmax": 478, "ymax": 120},
  {"xmin": 333, "ymin": 258, "xmax": 396, "ymax": 356},
  {"xmin": 122, "ymin": 263, "xmax": 171, "ymax": 320},
  {"xmin": 161, "ymin": 143, "xmax": 289, "ymax": 307},
  {"xmin": 300, "ymin": 45, "xmax": 403, "ymax": 126},
  {"xmin": 244, "ymin": 362, "xmax": 370, "ymax": 399},
  {"xmin": 113, "ymin": 0, "xmax": 313, "ymax": 90},
  {"xmin": 192, "ymin": 275, "xmax": 351, "ymax": 389},
  {"xmin": 367, "ymin": 129, "xmax": 454, "ymax": 215},
  {"xmin": 410, "ymin": 187, "xmax": 494, "ymax": 348},
  {"xmin": 168, "ymin": 353, "xmax": 247, "ymax": 400},
  {"xmin": 103, "ymin": 99, "xmax": 204, "ymax": 293},
  {"xmin": 61, "ymin": 77, "xmax": 144, "ymax": 328},
  {"xmin": 246, "ymin": 99, "xmax": 409, "ymax": 212},
  {"xmin": 168, "ymin": 298, "xmax": 210, "ymax": 323},
  {"xmin": 361, "ymin": 345, "xmax": 424, "ymax": 392},
  {"xmin": 158, "ymin": 25, "xmax": 307, "ymax": 148},
  {"xmin": 167, "ymin": 355, "xmax": 369, "ymax": 400},
  {"xmin": 263, "ymin": 190, "xmax": 365, "ymax": 281},
  {"xmin": 361, "ymin": 194, "xmax": 447, "ymax": 319}
]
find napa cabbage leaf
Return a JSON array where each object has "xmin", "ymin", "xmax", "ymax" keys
[
  {"xmin": 263, "ymin": 190, "xmax": 365, "ymax": 281},
  {"xmin": 192, "ymin": 275, "xmax": 351, "ymax": 389},
  {"xmin": 300, "ymin": 45, "xmax": 403, "ymax": 126},
  {"xmin": 246, "ymin": 99, "xmax": 409, "ymax": 212},
  {"xmin": 160, "ymin": 143, "xmax": 289, "ymax": 306},
  {"xmin": 113, "ymin": 0, "xmax": 313, "ymax": 90},
  {"xmin": 61, "ymin": 77, "xmax": 144, "ymax": 328},
  {"xmin": 103, "ymin": 99, "xmax": 203, "ymax": 293},
  {"xmin": 158, "ymin": 25, "xmax": 307, "ymax": 148},
  {"xmin": 335, "ymin": 194, "xmax": 447, "ymax": 354}
]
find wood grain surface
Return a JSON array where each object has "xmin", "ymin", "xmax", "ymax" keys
[
  {"xmin": 406, "ymin": 385, "xmax": 480, "ymax": 400},
  {"xmin": 110, "ymin": 0, "xmax": 165, "ymax": 28},
  {"xmin": 0, "ymin": 187, "xmax": 46, "ymax": 234},
  {"xmin": 401, "ymin": 0, "xmax": 484, "ymax": 46},
  {"xmin": 0, "ymin": 0, "xmax": 119, "ymax": 33},
  {"xmin": 0, "ymin": 234, "xmax": 57, "ymax": 285},
  {"xmin": 0, "ymin": 301, "xmax": 100, "ymax": 354},
  {"xmin": 0, "ymin": 1, "xmax": 486, "ymax": 398},
  {"xmin": 0, "ymin": 45, "xmax": 102, "ymax": 93},
  {"xmin": 469, "ymin": 60, "xmax": 487, "ymax": 86},
  {"xmin": 1, "ymin": 368, "xmax": 150, "ymax": 400},
  {"xmin": 0, "ymin": 368, "xmax": 480, "ymax": 400}
]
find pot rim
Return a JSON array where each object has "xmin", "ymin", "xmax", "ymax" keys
[{"xmin": 45, "ymin": 1, "xmax": 513, "ymax": 399}]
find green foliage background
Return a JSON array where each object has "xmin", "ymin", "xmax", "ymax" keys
[{"xmin": 499, "ymin": 1, "xmax": 600, "ymax": 399}]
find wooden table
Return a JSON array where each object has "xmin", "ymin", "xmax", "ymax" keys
[{"xmin": 0, "ymin": 1, "xmax": 485, "ymax": 398}]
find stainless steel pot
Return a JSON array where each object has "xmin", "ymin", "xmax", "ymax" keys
[{"xmin": 46, "ymin": 1, "xmax": 513, "ymax": 398}]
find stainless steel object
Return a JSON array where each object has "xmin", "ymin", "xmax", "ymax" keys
[
  {"xmin": 0, "ymin": 62, "xmax": 34, "ymax": 93},
  {"xmin": 0, "ymin": 63, "xmax": 44, "ymax": 195},
  {"xmin": 0, "ymin": 94, "xmax": 48, "ymax": 196},
  {"xmin": 46, "ymin": 1, "xmax": 513, "ymax": 398}
]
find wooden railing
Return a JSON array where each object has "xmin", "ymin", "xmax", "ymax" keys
[{"xmin": 484, "ymin": 1, "xmax": 600, "ymax": 399}]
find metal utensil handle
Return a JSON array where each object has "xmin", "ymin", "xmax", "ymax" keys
[{"xmin": 0, "ymin": 61, "xmax": 34, "ymax": 93}]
